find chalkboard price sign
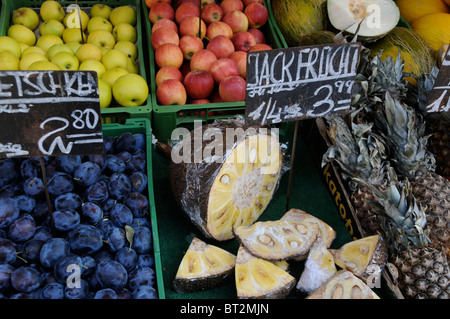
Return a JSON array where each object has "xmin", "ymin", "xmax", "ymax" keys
[
  {"xmin": 426, "ymin": 46, "xmax": 450, "ymax": 113},
  {"xmin": 245, "ymin": 42, "xmax": 361, "ymax": 125},
  {"xmin": 0, "ymin": 70, "xmax": 103, "ymax": 158}
]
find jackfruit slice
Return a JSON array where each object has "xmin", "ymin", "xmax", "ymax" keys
[
  {"xmin": 296, "ymin": 238, "xmax": 337, "ymax": 294},
  {"xmin": 170, "ymin": 122, "xmax": 283, "ymax": 241},
  {"xmin": 235, "ymin": 246, "xmax": 296, "ymax": 299},
  {"xmin": 306, "ymin": 270, "xmax": 380, "ymax": 299},
  {"xmin": 234, "ymin": 219, "xmax": 319, "ymax": 261},
  {"xmin": 173, "ymin": 237, "xmax": 236, "ymax": 293},
  {"xmin": 329, "ymin": 235, "xmax": 388, "ymax": 282},
  {"xmin": 281, "ymin": 209, "xmax": 336, "ymax": 260}
]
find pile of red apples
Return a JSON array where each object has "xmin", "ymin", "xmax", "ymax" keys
[{"xmin": 145, "ymin": 0, "xmax": 271, "ymax": 105}]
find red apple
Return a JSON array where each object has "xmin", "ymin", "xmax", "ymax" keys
[
  {"xmin": 179, "ymin": 16, "xmax": 207, "ymax": 39},
  {"xmin": 210, "ymin": 58, "xmax": 240, "ymax": 83},
  {"xmin": 244, "ymin": 2, "xmax": 268, "ymax": 29},
  {"xmin": 179, "ymin": 34, "xmax": 204, "ymax": 60},
  {"xmin": 146, "ymin": 0, "xmax": 172, "ymax": 9},
  {"xmin": 206, "ymin": 35, "xmax": 235, "ymax": 59},
  {"xmin": 175, "ymin": 2, "xmax": 200, "ymax": 24},
  {"xmin": 155, "ymin": 65, "xmax": 183, "ymax": 87},
  {"xmin": 210, "ymin": 90, "xmax": 223, "ymax": 103},
  {"xmin": 231, "ymin": 31, "xmax": 256, "ymax": 52},
  {"xmin": 201, "ymin": 4, "xmax": 224, "ymax": 25},
  {"xmin": 149, "ymin": 2, "xmax": 175, "ymax": 23},
  {"xmin": 220, "ymin": 0, "xmax": 244, "ymax": 14},
  {"xmin": 152, "ymin": 18, "xmax": 178, "ymax": 34},
  {"xmin": 157, "ymin": 79, "xmax": 187, "ymax": 105},
  {"xmin": 190, "ymin": 48, "xmax": 217, "ymax": 71},
  {"xmin": 222, "ymin": 10, "xmax": 249, "ymax": 33},
  {"xmin": 247, "ymin": 28, "xmax": 265, "ymax": 44},
  {"xmin": 189, "ymin": 98, "xmax": 210, "ymax": 104},
  {"xmin": 200, "ymin": 0, "xmax": 215, "ymax": 8},
  {"xmin": 151, "ymin": 26, "xmax": 179, "ymax": 50},
  {"xmin": 229, "ymin": 50, "xmax": 247, "ymax": 78},
  {"xmin": 180, "ymin": 60, "xmax": 191, "ymax": 78},
  {"xmin": 249, "ymin": 43, "xmax": 272, "ymax": 52},
  {"xmin": 183, "ymin": 70, "xmax": 214, "ymax": 99},
  {"xmin": 155, "ymin": 43, "xmax": 184, "ymax": 68},
  {"xmin": 243, "ymin": 0, "xmax": 263, "ymax": 6},
  {"xmin": 173, "ymin": 0, "xmax": 199, "ymax": 10},
  {"xmin": 219, "ymin": 75, "xmax": 246, "ymax": 101},
  {"xmin": 206, "ymin": 21, "xmax": 234, "ymax": 39}
]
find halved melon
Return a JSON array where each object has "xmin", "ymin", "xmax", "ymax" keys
[
  {"xmin": 306, "ymin": 270, "xmax": 380, "ymax": 299},
  {"xmin": 329, "ymin": 234, "xmax": 388, "ymax": 282},
  {"xmin": 281, "ymin": 209, "xmax": 336, "ymax": 260},
  {"xmin": 296, "ymin": 238, "xmax": 337, "ymax": 294},
  {"xmin": 235, "ymin": 246, "xmax": 296, "ymax": 299},
  {"xmin": 234, "ymin": 219, "xmax": 319, "ymax": 261},
  {"xmin": 170, "ymin": 121, "xmax": 283, "ymax": 241},
  {"xmin": 173, "ymin": 237, "xmax": 236, "ymax": 293}
]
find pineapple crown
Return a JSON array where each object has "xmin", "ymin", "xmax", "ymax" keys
[
  {"xmin": 360, "ymin": 177, "xmax": 431, "ymax": 253},
  {"xmin": 322, "ymin": 115, "xmax": 390, "ymax": 190},
  {"xmin": 373, "ymin": 92, "xmax": 436, "ymax": 179}
]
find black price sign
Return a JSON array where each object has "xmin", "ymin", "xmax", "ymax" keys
[
  {"xmin": 245, "ymin": 42, "xmax": 361, "ymax": 125},
  {"xmin": 0, "ymin": 70, "xmax": 104, "ymax": 158},
  {"xmin": 426, "ymin": 46, "xmax": 450, "ymax": 113}
]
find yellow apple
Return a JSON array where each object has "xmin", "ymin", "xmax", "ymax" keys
[
  {"xmin": 126, "ymin": 57, "xmax": 139, "ymax": 74},
  {"xmin": 112, "ymin": 73, "xmax": 148, "ymax": 106},
  {"xmin": 79, "ymin": 59, "xmax": 107, "ymax": 78},
  {"xmin": 0, "ymin": 51, "xmax": 20, "ymax": 70},
  {"xmin": 19, "ymin": 52, "xmax": 48, "ymax": 70},
  {"xmin": 0, "ymin": 36, "xmax": 21, "ymax": 58},
  {"xmin": 88, "ymin": 29, "xmax": 116, "ymax": 54},
  {"xmin": 87, "ymin": 16, "xmax": 113, "ymax": 33},
  {"xmin": 65, "ymin": 41, "xmax": 82, "ymax": 54},
  {"xmin": 109, "ymin": 6, "xmax": 137, "ymax": 26},
  {"xmin": 98, "ymin": 78, "xmax": 112, "ymax": 108},
  {"xmin": 12, "ymin": 7, "xmax": 40, "ymax": 31},
  {"xmin": 19, "ymin": 43, "xmax": 29, "ymax": 55},
  {"xmin": 28, "ymin": 60, "xmax": 60, "ymax": 70},
  {"xmin": 46, "ymin": 43, "xmax": 73, "ymax": 60},
  {"xmin": 114, "ymin": 40, "xmax": 138, "ymax": 60},
  {"xmin": 76, "ymin": 43, "xmax": 103, "ymax": 62},
  {"xmin": 22, "ymin": 46, "xmax": 46, "ymax": 57},
  {"xmin": 62, "ymin": 28, "xmax": 87, "ymax": 44},
  {"xmin": 101, "ymin": 67, "xmax": 129, "ymax": 88},
  {"xmin": 102, "ymin": 49, "xmax": 128, "ymax": 70},
  {"xmin": 39, "ymin": 19, "xmax": 65, "ymax": 37},
  {"xmin": 64, "ymin": 8, "xmax": 89, "ymax": 31},
  {"xmin": 90, "ymin": 4, "xmax": 112, "ymax": 20},
  {"xmin": 112, "ymin": 23, "xmax": 137, "ymax": 43},
  {"xmin": 40, "ymin": 0, "xmax": 66, "ymax": 22},
  {"xmin": 36, "ymin": 34, "xmax": 64, "ymax": 52},
  {"xmin": 51, "ymin": 51, "xmax": 79, "ymax": 70},
  {"xmin": 7, "ymin": 24, "xmax": 36, "ymax": 46}
]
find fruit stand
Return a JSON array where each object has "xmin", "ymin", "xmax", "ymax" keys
[{"xmin": 0, "ymin": 0, "xmax": 448, "ymax": 301}]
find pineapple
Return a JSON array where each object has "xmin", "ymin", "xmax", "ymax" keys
[
  {"xmin": 367, "ymin": 179, "xmax": 449, "ymax": 299},
  {"xmin": 173, "ymin": 237, "xmax": 236, "ymax": 293},
  {"xmin": 373, "ymin": 93, "xmax": 450, "ymax": 259},
  {"xmin": 322, "ymin": 115, "xmax": 392, "ymax": 236},
  {"xmin": 169, "ymin": 121, "xmax": 283, "ymax": 241}
]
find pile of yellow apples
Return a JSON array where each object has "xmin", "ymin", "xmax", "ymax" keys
[{"xmin": 0, "ymin": 0, "xmax": 149, "ymax": 108}]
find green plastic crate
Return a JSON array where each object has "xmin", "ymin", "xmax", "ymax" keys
[
  {"xmin": 102, "ymin": 118, "xmax": 165, "ymax": 299},
  {"xmin": 0, "ymin": 0, "xmax": 152, "ymax": 124},
  {"xmin": 142, "ymin": 0, "xmax": 285, "ymax": 143}
]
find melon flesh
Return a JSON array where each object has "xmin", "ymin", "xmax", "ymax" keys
[{"xmin": 327, "ymin": 0, "xmax": 400, "ymax": 38}]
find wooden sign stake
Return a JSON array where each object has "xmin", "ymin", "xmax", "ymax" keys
[
  {"xmin": 39, "ymin": 157, "xmax": 53, "ymax": 217},
  {"xmin": 286, "ymin": 120, "xmax": 299, "ymax": 211}
]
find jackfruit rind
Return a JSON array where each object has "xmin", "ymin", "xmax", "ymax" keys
[
  {"xmin": 234, "ymin": 219, "xmax": 319, "ymax": 261},
  {"xmin": 235, "ymin": 246, "xmax": 296, "ymax": 299},
  {"xmin": 306, "ymin": 270, "xmax": 380, "ymax": 299},
  {"xmin": 296, "ymin": 238, "xmax": 337, "ymax": 294},
  {"xmin": 329, "ymin": 235, "xmax": 388, "ymax": 282},
  {"xmin": 173, "ymin": 237, "xmax": 236, "ymax": 293}
]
